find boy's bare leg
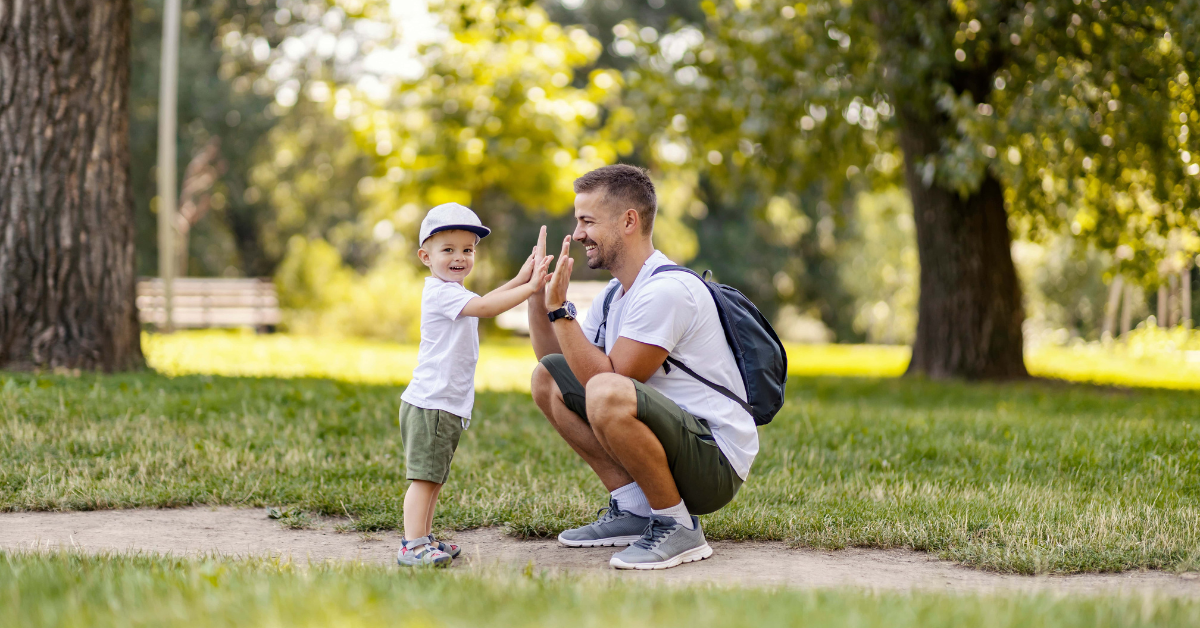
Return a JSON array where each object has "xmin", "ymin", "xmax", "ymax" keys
[
  {"xmin": 403, "ymin": 480, "xmax": 440, "ymax": 540},
  {"xmin": 423, "ymin": 483, "xmax": 443, "ymax": 534}
]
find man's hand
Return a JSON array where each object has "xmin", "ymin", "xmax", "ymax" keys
[{"xmin": 545, "ymin": 235, "xmax": 574, "ymax": 311}]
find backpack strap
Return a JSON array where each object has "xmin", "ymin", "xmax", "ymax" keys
[
  {"xmin": 664, "ymin": 356, "xmax": 753, "ymax": 416},
  {"xmin": 594, "ymin": 282, "xmax": 621, "ymax": 346},
  {"xmin": 650, "ymin": 265, "xmax": 753, "ymax": 415}
]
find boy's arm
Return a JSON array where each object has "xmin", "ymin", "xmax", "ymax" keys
[{"xmin": 460, "ymin": 256, "xmax": 552, "ymax": 318}]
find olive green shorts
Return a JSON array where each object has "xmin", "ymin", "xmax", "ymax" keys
[
  {"xmin": 539, "ymin": 354, "xmax": 743, "ymax": 515},
  {"xmin": 399, "ymin": 401, "xmax": 464, "ymax": 484}
]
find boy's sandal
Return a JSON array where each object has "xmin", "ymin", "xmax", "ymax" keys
[
  {"xmin": 431, "ymin": 535, "xmax": 461, "ymax": 559},
  {"xmin": 397, "ymin": 535, "xmax": 452, "ymax": 567}
]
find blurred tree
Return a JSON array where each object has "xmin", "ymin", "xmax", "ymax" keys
[
  {"xmin": 621, "ymin": 0, "xmax": 1200, "ymax": 379},
  {"xmin": 131, "ymin": 0, "xmax": 283, "ymax": 278},
  {"xmin": 0, "ymin": 1, "xmax": 144, "ymax": 371},
  {"xmin": 323, "ymin": 0, "xmax": 622, "ymax": 286},
  {"xmin": 541, "ymin": 0, "xmax": 704, "ymax": 69}
]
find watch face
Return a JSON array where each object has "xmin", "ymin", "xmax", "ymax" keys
[{"xmin": 565, "ymin": 302, "xmax": 577, "ymax": 318}]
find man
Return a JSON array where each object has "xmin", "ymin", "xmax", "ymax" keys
[{"xmin": 527, "ymin": 164, "xmax": 757, "ymax": 570}]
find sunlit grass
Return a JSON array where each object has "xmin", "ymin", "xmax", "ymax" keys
[
  {"xmin": 144, "ymin": 331, "xmax": 536, "ymax": 392},
  {"xmin": 145, "ymin": 330, "xmax": 1200, "ymax": 391},
  {"xmin": 5, "ymin": 367, "xmax": 1199, "ymax": 573},
  {"xmin": 1028, "ymin": 327, "xmax": 1200, "ymax": 390},
  {"xmin": 6, "ymin": 552, "xmax": 1198, "ymax": 628}
]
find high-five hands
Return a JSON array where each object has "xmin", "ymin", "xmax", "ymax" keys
[
  {"xmin": 545, "ymin": 235, "xmax": 574, "ymax": 311},
  {"xmin": 526, "ymin": 249, "xmax": 554, "ymax": 294}
]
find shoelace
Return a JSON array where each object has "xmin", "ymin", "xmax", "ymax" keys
[
  {"xmin": 593, "ymin": 498, "xmax": 625, "ymax": 525},
  {"xmin": 632, "ymin": 517, "xmax": 677, "ymax": 550}
]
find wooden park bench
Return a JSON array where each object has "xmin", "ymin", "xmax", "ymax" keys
[{"xmin": 137, "ymin": 278, "xmax": 281, "ymax": 331}]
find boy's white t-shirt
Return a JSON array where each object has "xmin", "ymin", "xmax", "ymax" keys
[
  {"xmin": 577, "ymin": 250, "xmax": 760, "ymax": 480},
  {"xmin": 400, "ymin": 276, "xmax": 480, "ymax": 426}
]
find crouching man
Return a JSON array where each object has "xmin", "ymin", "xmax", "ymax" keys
[{"xmin": 527, "ymin": 165, "xmax": 757, "ymax": 570}]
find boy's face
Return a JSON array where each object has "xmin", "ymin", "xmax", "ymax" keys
[{"xmin": 418, "ymin": 230, "xmax": 478, "ymax": 283}]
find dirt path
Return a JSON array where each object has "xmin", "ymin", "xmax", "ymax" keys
[{"xmin": 3, "ymin": 507, "xmax": 1198, "ymax": 595}]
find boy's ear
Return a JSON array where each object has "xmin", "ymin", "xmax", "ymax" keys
[{"xmin": 417, "ymin": 247, "xmax": 432, "ymax": 267}]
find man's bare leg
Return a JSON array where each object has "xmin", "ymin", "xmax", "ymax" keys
[
  {"xmin": 584, "ymin": 374, "xmax": 681, "ymax": 509},
  {"xmin": 531, "ymin": 364, "xmax": 634, "ymax": 492}
]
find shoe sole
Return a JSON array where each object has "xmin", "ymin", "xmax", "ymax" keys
[
  {"xmin": 609, "ymin": 543, "xmax": 713, "ymax": 570},
  {"xmin": 397, "ymin": 555, "xmax": 453, "ymax": 567},
  {"xmin": 558, "ymin": 533, "xmax": 642, "ymax": 548}
]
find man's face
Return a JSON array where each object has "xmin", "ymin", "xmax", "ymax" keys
[
  {"xmin": 572, "ymin": 190, "xmax": 625, "ymax": 270},
  {"xmin": 418, "ymin": 229, "xmax": 477, "ymax": 283}
]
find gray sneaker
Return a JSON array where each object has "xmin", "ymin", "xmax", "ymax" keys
[
  {"xmin": 396, "ymin": 535, "xmax": 452, "ymax": 567},
  {"xmin": 558, "ymin": 498, "xmax": 650, "ymax": 547},
  {"xmin": 609, "ymin": 515, "xmax": 712, "ymax": 570}
]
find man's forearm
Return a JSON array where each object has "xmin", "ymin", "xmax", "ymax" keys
[
  {"xmin": 553, "ymin": 318, "xmax": 613, "ymax": 386},
  {"xmin": 528, "ymin": 291, "xmax": 562, "ymax": 359}
]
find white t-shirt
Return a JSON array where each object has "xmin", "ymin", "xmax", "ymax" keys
[
  {"xmin": 578, "ymin": 251, "xmax": 759, "ymax": 479},
  {"xmin": 401, "ymin": 276, "xmax": 480, "ymax": 426}
]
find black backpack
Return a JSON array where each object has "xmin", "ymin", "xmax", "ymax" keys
[{"xmin": 594, "ymin": 265, "xmax": 788, "ymax": 426}]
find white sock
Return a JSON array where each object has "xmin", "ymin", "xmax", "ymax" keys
[
  {"xmin": 652, "ymin": 500, "xmax": 694, "ymax": 530},
  {"xmin": 610, "ymin": 483, "xmax": 652, "ymax": 518}
]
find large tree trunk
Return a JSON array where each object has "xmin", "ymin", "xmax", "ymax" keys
[
  {"xmin": 897, "ymin": 118, "xmax": 1028, "ymax": 380},
  {"xmin": 0, "ymin": 1, "xmax": 144, "ymax": 371}
]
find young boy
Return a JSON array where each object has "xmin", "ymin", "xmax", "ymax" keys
[{"xmin": 397, "ymin": 202, "xmax": 552, "ymax": 567}]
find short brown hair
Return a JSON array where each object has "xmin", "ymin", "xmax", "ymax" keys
[{"xmin": 573, "ymin": 164, "xmax": 657, "ymax": 234}]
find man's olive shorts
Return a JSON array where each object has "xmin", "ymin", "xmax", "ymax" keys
[
  {"xmin": 540, "ymin": 353, "xmax": 742, "ymax": 515},
  {"xmin": 399, "ymin": 401, "xmax": 464, "ymax": 484}
]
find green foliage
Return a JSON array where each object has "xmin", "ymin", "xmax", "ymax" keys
[
  {"xmin": 621, "ymin": 0, "xmax": 1200, "ymax": 289},
  {"xmin": 3, "ymin": 370, "xmax": 1199, "ymax": 573},
  {"xmin": 131, "ymin": 0, "xmax": 285, "ymax": 277},
  {"xmin": 6, "ymin": 553, "xmax": 1199, "ymax": 628},
  {"xmin": 273, "ymin": 237, "xmax": 423, "ymax": 340},
  {"xmin": 837, "ymin": 189, "xmax": 919, "ymax": 344}
]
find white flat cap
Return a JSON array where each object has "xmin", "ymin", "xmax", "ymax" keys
[{"xmin": 418, "ymin": 202, "xmax": 491, "ymax": 245}]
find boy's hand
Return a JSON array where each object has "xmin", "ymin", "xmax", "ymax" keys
[
  {"xmin": 525, "ymin": 254, "xmax": 554, "ymax": 295},
  {"xmin": 531, "ymin": 226, "xmax": 548, "ymax": 294},
  {"xmin": 544, "ymin": 235, "xmax": 573, "ymax": 310}
]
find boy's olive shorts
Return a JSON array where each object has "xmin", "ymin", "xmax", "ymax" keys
[
  {"xmin": 540, "ymin": 354, "xmax": 743, "ymax": 515},
  {"xmin": 399, "ymin": 401, "xmax": 464, "ymax": 484}
]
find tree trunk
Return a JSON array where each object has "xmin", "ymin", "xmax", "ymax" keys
[
  {"xmin": 0, "ymin": 1, "xmax": 144, "ymax": 371},
  {"xmin": 897, "ymin": 118, "xmax": 1028, "ymax": 380}
]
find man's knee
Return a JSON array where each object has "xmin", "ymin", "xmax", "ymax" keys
[
  {"xmin": 531, "ymin": 364, "xmax": 560, "ymax": 412},
  {"xmin": 585, "ymin": 373, "xmax": 636, "ymax": 428}
]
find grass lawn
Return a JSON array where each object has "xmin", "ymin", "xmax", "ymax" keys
[
  {"xmin": 3, "ymin": 333, "xmax": 1200, "ymax": 574},
  {"xmin": 144, "ymin": 329, "xmax": 1200, "ymax": 390},
  {"xmin": 4, "ymin": 552, "xmax": 1200, "ymax": 628}
]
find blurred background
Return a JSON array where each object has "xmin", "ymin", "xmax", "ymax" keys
[{"xmin": 130, "ymin": 0, "xmax": 1198, "ymax": 354}]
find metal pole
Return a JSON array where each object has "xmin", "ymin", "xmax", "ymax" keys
[{"xmin": 157, "ymin": 0, "xmax": 181, "ymax": 332}]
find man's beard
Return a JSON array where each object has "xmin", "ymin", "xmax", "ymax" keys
[{"xmin": 585, "ymin": 235, "xmax": 624, "ymax": 270}]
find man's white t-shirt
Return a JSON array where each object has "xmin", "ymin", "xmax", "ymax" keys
[
  {"xmin": 401, "ymin": 276, "xmax": 480, "ymax": 426},
  {"xmin": 578, "ymin": 251, "xmax": 759, "ymax": 480}
]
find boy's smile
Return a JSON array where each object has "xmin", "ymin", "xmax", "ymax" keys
[{"xmin": 419, "ymin": 229, "xmax": 479, "ymax": 284}]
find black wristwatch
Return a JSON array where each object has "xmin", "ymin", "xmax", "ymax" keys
[{"xmin": 547, "ymin": 301, "xmax": 577, "ymax": 323}]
